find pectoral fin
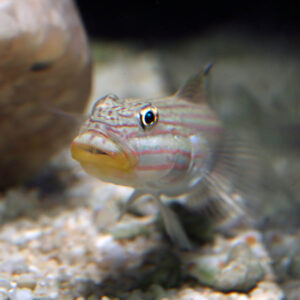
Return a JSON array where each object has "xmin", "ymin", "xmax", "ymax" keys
[
  {"xmin": 154, "ymin": 195, "xmax": 193, "ymax": 250},
  {"xmin": 119, "ymin": 190, "xmax": 193, "ymax": 250},
  {"xmin": 203, "ymin": 133, "xmax": 262, "ymax": 223}
]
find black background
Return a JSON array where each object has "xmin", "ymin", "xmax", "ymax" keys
[{"xmin": 75, "ymin": 1, "xmax": 300, "ymax": 42}]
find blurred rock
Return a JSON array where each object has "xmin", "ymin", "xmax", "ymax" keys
[
  {"xmin": 214, "ymin": 243, "xmax": 265, "ymax": 292},
  {"xmin": 264, "ymin": 229, "xmax": 300, "ymax": 281},
  {"xmin": 0, "ymin": 0, "xmax": 91, "ymax": 189},
  {"xmin": 184, "ymin": 230, "xmax": 271, "ymax": 293}
]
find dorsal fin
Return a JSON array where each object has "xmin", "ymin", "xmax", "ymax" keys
[{"xmin": 176, "ymin": 63, "xmax": 214, "ymax": 103}]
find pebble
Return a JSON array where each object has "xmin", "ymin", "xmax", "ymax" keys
[
  {"xmin": 0, "ymin": 278, "xmax": 12, "ymax": 290},
  {"xmin": 0, "ymin": 288, "xmax": 9, "ymax": 300},
  {"xmin": 214, "ymin": 243, "xmax": 265, "ymax": 292},
  {"xmin": 14, "ymin": 273, "xmax": 37, "ymax": 290},
  {"xmin": 184, "ymin": 235, "xmax": 267, "ymax": 293},
  {"xmin": 249, "ymin": 282, "xmax": 284, "ymax": 300},
  {"xmin": 10, "ymin": 288, "xmax": 33, "ymax": 300}
]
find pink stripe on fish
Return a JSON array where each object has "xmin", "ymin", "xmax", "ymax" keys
[
  {"xmin": 159, "ymin": 120, "xmax": 221, "ymax": 131},
  {"xmin": 136, "ymin": 163, "xmax": 188, "ymax": 171},
  {"xmin": 90, "ymin": 118, "xmax": 137, "ymax": 128},
  {"xmin": 159, "ymin": 112, "xmax": 217, "ymax": 120},
  {"xmin": 158, "ymin": 104, "xmax": 201, "ymax": 110},
  {"xmin": 136, "ymin": 149, "xmax": 206, "ymax": 161},
  {"xmin": 126, "ymin": 129, "xmax": 191, "ymax": 139},
  {"xmin": 135, "ymin": 149, "xmax": 191, "ymax": 157}
]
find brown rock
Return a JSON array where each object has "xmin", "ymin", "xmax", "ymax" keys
[{"xmin": 0, "ymin": 0, "xmax": 92, "ymax": 189}]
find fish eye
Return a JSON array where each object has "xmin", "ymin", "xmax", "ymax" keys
[{"xmin": 139, "ymin": 106, "xmax": 159, "ymax": 130}]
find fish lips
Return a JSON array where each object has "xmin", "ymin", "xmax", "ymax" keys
[{"xmin": 71, "ymin": 131, "xmax": 137, "ymax": 176}]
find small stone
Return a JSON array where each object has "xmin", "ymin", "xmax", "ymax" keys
[
  {"xmin": 16, "ymin": 229, "xmax": 42, "ymax": 246},
  {"xmin": 31, "ymin": 296, "xmax": 57, "ymax": 300},
  {"xmin": 0, "ymin": 258, "xmax": 29, "ymax": 275},
  {"xmin": 33, "ymin": 279, "xmax": 59, "ymax": 300},
  {"xmin": 249, "ymin": 281, "xmax": 284, "ymax": 300},
  {"xmin": 31, "ymin": 294, "xmax": 58, "ymax": 300},
  {"xmin": 186, "ymin": 241, "xmax": 266, "ymax": 293},
  {"xmin": 95, "ymin": 235, "xmax": 127, "ymax": 270},
  {"xmin": 186, "ymin": 253, "xmax": 222, "ymax": 287},
  {"xmin": 14, "ymin": 273, "xmax": 37, "ymax": 290},
  {"xmin": 214, "ymin": 242, "xmax": 265, "ymax": 292},
  {"xmin": 0, "ymin": 278, "xmax": 12, "ymax": 290},
  {"xmin": 0, "ymin": 288, "xmax": 9, "ymax": 300},
  {"xmin": 108, "ymin": 217, "xmax": 153, "ymax": 240},
  {"xmin": 10, "ymin": 288, "xmax": 33, "ymax": 300},
  {"xmin": 177, "ymin": 288, "xmax": 217, "ymax": 300}
]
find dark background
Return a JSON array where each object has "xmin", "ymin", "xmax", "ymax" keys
[{"xmin": 75, "ymin": 1, "xmax": 300, "ymax": 41}]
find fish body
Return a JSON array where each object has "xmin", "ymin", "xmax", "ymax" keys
[{"xmin": 71, "ymin": 66, "xmax": 252, "ymax": 249}]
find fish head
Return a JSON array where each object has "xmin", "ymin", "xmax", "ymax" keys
[
  {"xmin": 71, "ymin": 93, "xmax": 206, "ymax": 190},
  {"xmin": 71, "ymin": 93, "xmax": 138, "ymax": 185}
]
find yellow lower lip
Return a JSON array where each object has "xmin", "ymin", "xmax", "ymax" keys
[{"xmin": 71, "ymin": 142, "xmax": 136, "ymax": 177}]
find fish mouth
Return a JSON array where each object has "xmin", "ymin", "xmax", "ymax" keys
[{"xmin": 71, "ymin": 132, "xmax": 137, "ymax": 179}]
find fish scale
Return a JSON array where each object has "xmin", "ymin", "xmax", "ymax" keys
[{"xmin": 71, "ymin": 65, "xmax": 255, "ymax": 249}]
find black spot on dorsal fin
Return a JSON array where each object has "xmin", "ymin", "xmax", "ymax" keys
[{"xmin": 176, "ymin": 63, "xmax": 214, "ymax": 103}]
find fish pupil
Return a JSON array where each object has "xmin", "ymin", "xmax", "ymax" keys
[{"xmin": 144, "ymin": 110, "xmax": 155, "ymax": 124}]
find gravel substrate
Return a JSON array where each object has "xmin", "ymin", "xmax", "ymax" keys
[{"xmin": 0, "ymin": 151, "xmax": 284, "ymax": 300}]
